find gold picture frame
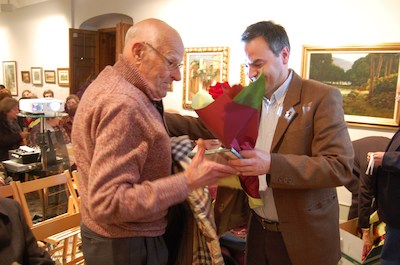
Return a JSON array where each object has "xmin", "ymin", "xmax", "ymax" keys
[
  {"xmin": 31, "ymin": 67, "xmax": 43, "ymax": 86},
  {"xmin": 302, "ymin": 44, "xmax": 400, "ymax": 127},
  {"xmin": 21, "ymin": 71, "xmax": 30, "ymax": 83},
  {"xmin": 44, "ymin": 70, "xmax": 56, "ymax": 84},
  {"xmin": 57, "ymin": 68, "xmax": 69, "ymax": 87},
  {"xmin": 240, "ymin": 64, "xmax": 250, "ymax": 87},
  {"xmin": 182, "ymin": 47, "xmax": 229, "ymax": 109},
  {"xmin": 2, "ymin": 61, "xmax": 18, "ymax": 95}
]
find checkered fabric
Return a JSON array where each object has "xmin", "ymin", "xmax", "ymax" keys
[{"xmin": 170, "ymin": 136, "xmax": 224, "ymax": 265}]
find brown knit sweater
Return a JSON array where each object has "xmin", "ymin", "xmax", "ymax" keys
[{"xmin": 72, "ymin": 57, "xmax": 189, "ymax": 238}]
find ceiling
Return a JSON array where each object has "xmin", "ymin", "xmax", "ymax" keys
[{"xmin": 0, "ymin": 0, "xmax": 49, "ymax": 10}]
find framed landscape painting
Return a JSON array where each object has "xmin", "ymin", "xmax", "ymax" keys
[
  {"xmin": 57, "ymin": 68, "xmax": 69, "ymax": 87},
  {"xmin": 2, "ymin": 61, "xmax": 18, "ymax": 95},
  {"xmin": 302, "ymin": 44, "xmax": 400, "ymax": 127},
  {"xmin": 44, "ymin": 70, "xmax": 56, "ymax": 84},
  {"xmin": 182, "ymin": 47, "xmax": 229, "ymax": 109}
]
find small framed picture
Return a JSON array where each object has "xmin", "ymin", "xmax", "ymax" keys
[
  {"xmin": 31, "ymin": 67, "xmax": 43, "ymax": 85},
  {"xmin": 2, "ymin": 61, "xmax": 18, "ymax": 95},
  {"xmin": 21, "ymin": 71, "xmax": 30, "ymax": 84},
  {"xmin": 57, "ymin": 68, "xmax": 69, "ymax": 87},
  {"xmin": 44, "ymin": 70, "xmax": 56, "ymax": 84}
]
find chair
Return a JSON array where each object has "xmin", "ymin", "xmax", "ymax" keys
[
  {"xmin": 71, "ymin": 170, "xmax": 80, "ymax": 194},
  {"xmin": 12, "ymin": 170, "xmax": 83, "ymax": 264},
  {"xmin": 0, "ymin": 183, "xmax": 18, "ymax": 199}
]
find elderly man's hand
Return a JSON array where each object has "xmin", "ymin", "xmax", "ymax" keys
[{"xmin": 184, "ymin": 139, "xmax": 237, "ymax": 191}]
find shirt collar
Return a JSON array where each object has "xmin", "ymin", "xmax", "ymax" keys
[{"xmin": 264, "ymin": 70, "xmax": 293, "ymax": 105}]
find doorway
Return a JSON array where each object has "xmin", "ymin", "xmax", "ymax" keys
[{"xmin": 69, "ymin": 14, "xmax": 133, "ymax": 95}]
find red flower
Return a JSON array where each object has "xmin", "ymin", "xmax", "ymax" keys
[{"xmin": 208, "ymin": 82, "xmax": 244, "ymax": 99}]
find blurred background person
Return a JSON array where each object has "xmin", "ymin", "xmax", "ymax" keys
[
  {"xmin": 0, "ymin": 97, "xmax": 28, "ymax": 161},
  {"xmin": 61, "ymin": 94, "xmax": 79, "ymax": 139},
  {"xmin": 0, "ymin": 85, "xmax": 11, "ymax": 101},
  {"xmin": 0, "ymin": 197, "xmax": 55, "ymax": 264},
  {"xmin": 363, "ymin": 133, "xmax": 400, "ymax": 264},
  {"xmin": 29, "ymin": 117, "xmax": 70, "ymax": 146},
  {"xmin": 0, "ymin": 97, "xmax": 28, "ymax": 181},
  {"xmin": 42, "ymin": 89, "xmax": 54, "ymax": 98},
  {"xmin": 21, "ymin": 89, "xmax": 32, "ymax": 98}
]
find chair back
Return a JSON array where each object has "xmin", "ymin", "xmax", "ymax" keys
[
  {"xmin": 0, "ymin": 183, "xmax": 17, "ymax": 198},
  {"xmin": 13, "ymin": 170, "xmax": 83, "ymax": 264},
  {"xmin": 13, "ymin": 170, "xmax": 79, "ymax": 227}
]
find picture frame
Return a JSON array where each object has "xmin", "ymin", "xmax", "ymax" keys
[
  {"xmin": 31, "ymin": 67, "xmax": 43, "ymax": 85},
  {"xmin": 2, "ymin": 61, "xmax": 18, "ymax": 96},
  {"xmin": 240, "ymin": 64, "xmax": 250, "ymax": 86},
  {"xmin": 44, "ymin": 70, "xmax": 56, "ymax": 84},
  {"xmin": 21, "ymin": 71, "xmax": 30, "ymax": 83},
  {"xmin": 57, "ymin": 68, "xmax": 69, "ymax": 87},
  {"xmin": 302, "ymin": 44, "xmax": 400, "ymax": 127},
  {"xmin": 182, "ymin": 47, "xmax": 229, "ymax": 109}
]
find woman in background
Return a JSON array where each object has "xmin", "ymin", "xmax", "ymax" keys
[{"xmin": 0, "ymin": 97, "xmax": 27, "ymax": 162}]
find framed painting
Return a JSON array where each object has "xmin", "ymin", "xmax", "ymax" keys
[
  {"xmin": 182, "ymin": 47, "xmax": 229, "ymax": 109},
  {"xmin": 302, "ymin": 44, "xmax": 400, "ymax": 127},
  {"xmin": 240, "ymin": 64, "xmax": 251, "ymax": 86},
  {"xmin": 44, "ymin": 70, "xmax": 56, "ymax": 84},
  {"xmin": 31, "ymin": 67, "xmax": 43, "ymax": 85},
  {"xmin": 21, "ymin": 71, "xmax": 30, "ymax": 83},
  {"xmin": 2, "ymin": 61, "xmax": 18, "ymax": 96},
  {"xmin": 57, "ymin": 68, "xmax": 69, "ymax": 87}
]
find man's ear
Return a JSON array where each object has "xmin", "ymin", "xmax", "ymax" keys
[
  {"xmin": 132, "ymin": 42, "xmax": 145, "ymax": 62},
  {"xmin": 281, "ymin": 46, "xmax": 290, "ymax": 64}
]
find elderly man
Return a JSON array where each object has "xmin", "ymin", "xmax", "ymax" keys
[{"xmin": 72, "ymin": 18, "xmax": 236, "ymax": 265}]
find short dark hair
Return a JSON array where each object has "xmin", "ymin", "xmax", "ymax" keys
[
  {"xmin": 43, "ymin": 89, "xmax": 54, "ymax": 97},
  {"xmin": 241, "ymin": 21, "xmax": 290, "ymax": 57}
]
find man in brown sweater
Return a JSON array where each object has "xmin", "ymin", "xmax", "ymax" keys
[{"xmin": 71, "ymin": 18, "xmax": 236, "ymax": 265}]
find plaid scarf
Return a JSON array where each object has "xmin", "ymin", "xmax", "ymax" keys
[{"xmin": 170, "ymin": 136, "xmax": 224, "ymax": 265}]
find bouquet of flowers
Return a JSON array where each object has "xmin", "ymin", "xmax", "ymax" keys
[{"xmin": 192, "ymin": 73, "xmax": 265, "ymax": 203}]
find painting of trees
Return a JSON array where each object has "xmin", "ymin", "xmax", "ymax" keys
[{"xmin": 309, "ymin": 52, "xmax": 399, "ymax": 119}]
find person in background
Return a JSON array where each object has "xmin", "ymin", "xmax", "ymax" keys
[
  {"xmin": 363, "ymin": 131, "xmax": 400, "ymax": 264},
  {"xmin": 61, "ymin": 94, "xmax": 80, "ymax": 139},
  {"xmin": 29, "ymin": 117, "xmax": 70, "ymax": 146},
  {"xmin": 42, "ymin": 89, "xmax": 54, "ymax": 98},
  {"xmin": 0, "ymin": 197, "xmax": 54, "ymax": 265},
  {"xmin": 0, "ymin": 86, "xmax": 11, "ymax": 101},
  {"xmin": 0, "ymin": 97, "xmax": 28, "ymax": 161},
  {"xmin": 71, "ymin": 18, "xmax": 236, "ymax": 265},
  {"xmin": 220, "ymin": 21, "xmax": 353, "ymax": 265},
  {"xmin": 21, "ymin": 89, "xmax": 32, "ymax": 98},
  {"xmin": 64, "ymin": 94, "xmax": 79, "ymax": 113},
  {"xmin": 344, "ymin": 136, "xmax": 390, "ymax": 220}
]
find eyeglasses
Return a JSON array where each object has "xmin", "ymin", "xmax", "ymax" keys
[{"xmin": 143, "ymin": 42, "xmax": 183, "ymax": 70}]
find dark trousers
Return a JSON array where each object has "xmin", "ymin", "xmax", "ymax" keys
[
  {"xmin": 245, "ymin": 213, "xmax": 292, "ymax": 265},
  {"xmin": 81, "ymin": 224, "xmax": 168, "ymax": 265},
  {"xmin": 381, "ymin": 225, "xmax": 400, "ymax": 265}
]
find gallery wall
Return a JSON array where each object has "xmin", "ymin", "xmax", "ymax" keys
[
  {"xmin": 1, "ymin": 0, "xmax": 399, "ymax": 135},
  {"xmin": 1, "ymin": 0, "xmax": 400, "ymax": 206}
]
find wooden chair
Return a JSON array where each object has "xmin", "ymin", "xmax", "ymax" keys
[
  {"xmin": 12, "ymin": 170, "xmax": 83, "ymax": 264},
  {"xmin": 0, "ymin": 183, "xmax": 18, "ymax": 199}
]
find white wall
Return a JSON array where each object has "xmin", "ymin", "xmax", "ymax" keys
[
  {"xmin": 0, "ymin": 0, "xmax": 71, "ymax": 100},
  {"xmin": 1, "ymin": 0, "xmax": 400, "ymax": 206}
]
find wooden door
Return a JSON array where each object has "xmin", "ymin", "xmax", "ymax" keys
[
  {"xmin": 69, "ymin": 29, "xmax": 99, "ymax": 95},
  {"xmin": 69, "ymin": 22, "xmax": 132, "ymax": 95}
]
